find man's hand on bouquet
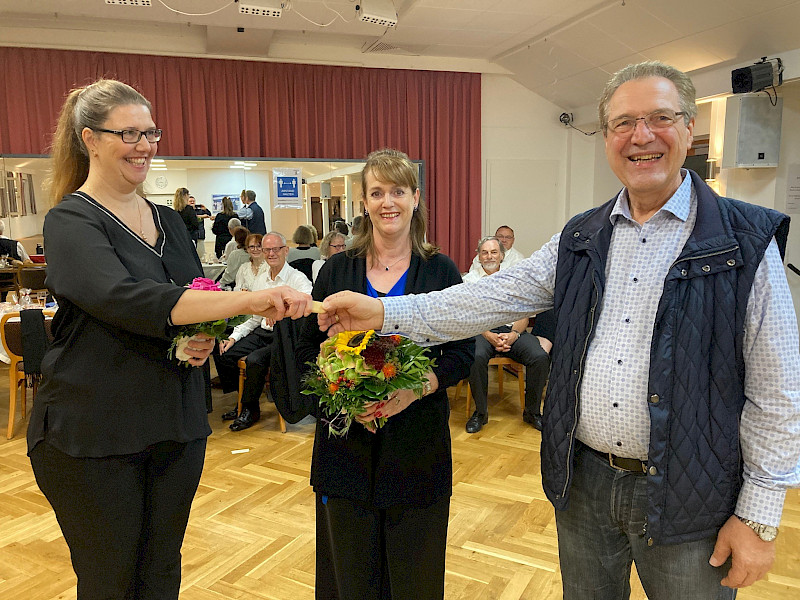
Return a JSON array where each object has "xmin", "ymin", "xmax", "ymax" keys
[
  {"xmin": 184, "ymin": 333, "xmax": 215, "ymax": 367},
  {"xmin": 320, "ymin": 291, "xmax": 385, "ymax": 335},
  {"xmin": 249, "ymin": 287, "xmax": 313, "ymax": 321}
]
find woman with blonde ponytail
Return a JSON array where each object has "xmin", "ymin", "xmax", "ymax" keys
[{"xmin": 29, "ymin": 79, "xmax": 312, "ymax": 599}]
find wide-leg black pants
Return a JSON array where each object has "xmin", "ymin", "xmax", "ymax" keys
[
  {"xmin": 315, "ymin": 493, "xmax": 450, "ymax": 600},
  {"xmin": 30, "ymin": 438, "xmax": 207, "ymax": 600}
]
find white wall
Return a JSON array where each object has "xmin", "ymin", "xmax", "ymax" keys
[{"xmin": 481, "ymin": 75, "xmax": 569, "ymax": 258}]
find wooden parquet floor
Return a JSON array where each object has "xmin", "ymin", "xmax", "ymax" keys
[{"xmin": 1, "ymin": 370, "xmax": 799, "ymax": 599}]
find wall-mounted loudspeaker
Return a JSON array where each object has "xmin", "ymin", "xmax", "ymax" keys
[{"xmin": 722, "ymin": 95, "xmax": 782, "ymax": 168}]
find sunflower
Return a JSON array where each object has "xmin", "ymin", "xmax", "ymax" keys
[{"xmin": 334, "ymin": 330, "xmax": 374, "ymax": 354}]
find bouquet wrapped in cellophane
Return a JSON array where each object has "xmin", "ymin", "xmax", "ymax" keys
[{"xmin": 302, "ymin": 330, "xmax": 434, "ymax": 436}]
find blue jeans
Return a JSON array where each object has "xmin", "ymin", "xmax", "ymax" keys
[{"xmin": 555, "ymin": 442, "xmax": 736, "ymax": 600}]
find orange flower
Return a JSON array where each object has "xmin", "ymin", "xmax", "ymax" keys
[
  {"xmin": 381, "ymin": 363, "xmax": 397, "ymax": 379},
  {"xmin": 328, "ymin": 382, "xmax": 340, "ymax": 393},
  {"xmin": 390, "ymin": 335, "xmax": 402, "ymax": 346}
]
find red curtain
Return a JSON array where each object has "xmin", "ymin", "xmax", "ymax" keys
[{"xmin": 0, "ymin": 47, "xmax": 481, "ymax": 269}]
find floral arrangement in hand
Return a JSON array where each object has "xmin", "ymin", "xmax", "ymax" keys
[
  {"xmin": 168, "ymin": 277, "xmax": 249, "ymax": 366},
  {"xmin": 302, "ymin": 330, "xmax": 434, "ymax": 436}
]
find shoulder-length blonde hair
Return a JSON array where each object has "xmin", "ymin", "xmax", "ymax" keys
[
  {"xmin": 349, "ymin": 148, "xmax": 438, "ymax": 261},
  {"xmin": 173, "ymin": 187, "xmax": 189, "ymax": 211},
  {"xmin": 47, "ymin": 79, "xmax": 152, "ymax": 205}
]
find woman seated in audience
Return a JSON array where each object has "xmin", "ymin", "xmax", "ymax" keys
[
  {"xmin": 218, "ymin": 226, "xmax": 250, "ymax": 288},
  {"xmin": 287, "ymin": 224, "xmax": 321, "ymax": 262},
  {"xmin": 221, "ymin": 217, "xmax": 241, "ymax": 260},
  {"xmin": 32, "ymin": 78, "xmax": 311, "ymax": 600},
  {"xmin": 311, "ymin": 230, "xmax": 347, "ymax": 282},
  {"xmin": 234, "ymin": 233, "xmax": 266, "ymax": 291}
]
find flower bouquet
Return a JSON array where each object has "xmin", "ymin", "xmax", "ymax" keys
[
  {"xmin": 302, "ymin": 330, "xmax": 434, "ymax": 436},
  {"xmin": 168, "ymin": 277, "xmax": 249, "ymax": 366}
]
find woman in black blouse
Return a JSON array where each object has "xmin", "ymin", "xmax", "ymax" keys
[
  {"xmin": 298, "ymin": 149, "xmax": 473, "ymax": 599},
  {"xmin": 211, "ymin": 196, "xmax": 236, "ymax": 258},
  {"xmin": 173, "ymin": 186, "xmax": 199, "ymax": 246},
  {"xmin": 31, "ymin": 79, "xmax": 312, "ymax": 600}
]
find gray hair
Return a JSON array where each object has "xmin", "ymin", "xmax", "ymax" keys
[
  {"xmin": 598, "ymin": 61, "xmax": 697, "ymax": 132},
  {"xmin": 227, "ymin": 217, "xmax": 241, "ymax": 230},
  {"xmin": 476, "ymin": 236, "xmax": 504, "ymax": 256},
  {"xmin": 264, "ymin": 231, "xmax": 287, "ymax": 245}
]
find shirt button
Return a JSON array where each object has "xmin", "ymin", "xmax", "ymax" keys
[
  {"xmin": 641, "ymin": 238, "xmax": 647, "ymax": 243},
  {"xmin": 613, "ymin": 402, "xmax": 619, "ymax": 408},
  {"xmin": 702, "ymin": 265, "xmax": 711, "ymax": 272},
  {"xmin": 681, "ymin": 269, "xmax": 687, "ymax": 276},
  {"xmin": 573, "ymin": 231, "xmax": 580, "ymax": 237},
  {"xmin": 727, "ymin": 259, "xmax": 736, "ymax": 266},
  {"xmin": 649, "ymin": 394, "xmax": 660, "ymax": 404},
  {"xmin": 624, "ymin": 318, "xmax": 630, "ymax": 323},
  {"xmin": 649, "ymin": 466, "xmax": 657, "ymax": 476},
  {"xmin": 616, "ymin": 441, "xmax": 622, "ymax": 447},
  {"xmin": 617, "ymin": 359, "xmax": 623, "ymax": 365},
  {"xmin": 425, "ymin": 338, "xmax": 430, "ymax": 342},
  {"xmin": 633, "ymin": 277, "xmax": 638, "ymax": 282},
  {"xmin": 394, "ymin": 325, "xmax": 399, "ymax": 329}
]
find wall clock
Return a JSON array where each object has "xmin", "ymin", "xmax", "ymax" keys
[{"xmin": 155, "ymin": 175, "xmax": 169, "ymax": 190}]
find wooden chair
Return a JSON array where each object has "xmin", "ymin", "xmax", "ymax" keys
[
  {"xmin": 14, "ymin": 263, "xmax": 48, "ymax": 296},
  {"xmin": 1, "ymin": 310, "xmax": 55, "ymax": 438},
  {"xmin": 237, "ymin": 357, "xmax": 287, "ymax": 433},
  {"xmin": 455, "ymin": 356, "xmax": 526, "ymax": 419}
]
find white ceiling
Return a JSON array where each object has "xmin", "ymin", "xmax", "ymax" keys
[{"xmin": 2, "ymin": 0, "xmax": 800, "ymax": 110}]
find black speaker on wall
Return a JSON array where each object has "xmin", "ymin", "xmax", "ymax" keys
[{"xmin": 731, "ymin": 59, "xmax": 781, "ymax": 94}]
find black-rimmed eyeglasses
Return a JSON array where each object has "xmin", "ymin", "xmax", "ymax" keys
[
  {"xmin": 263, "ymin": 246, "xmax": 287, "ymax": 255},
  {"xmin": 247, "ymin": 245, "xmax": 262, "ymax": 251},
  {"xmin": 93, "ymin": 128, "xmax": 163, "ymax": 144},
  {"xmin": 606, "ymin": 109, "xmax": 687, "ymax": 135}
]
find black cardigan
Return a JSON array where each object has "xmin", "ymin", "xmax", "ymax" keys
[{"xmin": 298, "ymin": 251, "xmax": 474, "ymax": 508}]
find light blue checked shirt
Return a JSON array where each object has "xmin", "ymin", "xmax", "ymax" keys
[{"xmin": 380, "ymin": 173, "xmax": 800, "ymax": 526}]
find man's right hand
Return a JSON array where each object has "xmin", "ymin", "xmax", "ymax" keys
[
  {"xmin": 482, "ymin": 331, "xmax": 507, "ymax": 352},
  {"xmin": 321, "ymin": 291, "xmax": 385, "ymax": 335}
]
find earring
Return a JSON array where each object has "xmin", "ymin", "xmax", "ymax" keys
[
  {"xmin": 413, "ymin": 205, "xmax": 418, "ymax": 213},
  {"xmin": 364, "ymin": 209, "xmax": 369, "ymax": 217}
]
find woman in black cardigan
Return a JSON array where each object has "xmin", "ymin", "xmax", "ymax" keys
[{"xmin": 298, "ymin": 149, "xmax": 474, "ymax": 599}]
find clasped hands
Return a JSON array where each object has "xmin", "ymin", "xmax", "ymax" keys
[{"xmin": 483, "ymin": 330, "xmax": 517, "ymax": 352}]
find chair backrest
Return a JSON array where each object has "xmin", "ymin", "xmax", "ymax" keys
[
  {"xmin": 289, "ymin": 258, "xmax": 315, "ymax": 282},
  {"xmin": 15, "ymin": 265, "xmax": 48, "ymax": 292},
  {"xmin": 1, "ymin": 310, "xmax": 55, "ymax": 360}
]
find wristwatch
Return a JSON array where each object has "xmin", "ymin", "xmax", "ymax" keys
[{"xmin": 737, "ymin": 516, "xmax": 778, "ymax": 542}]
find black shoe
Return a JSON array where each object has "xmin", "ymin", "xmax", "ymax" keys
[
  {"xmin": 230, "ymin": 408, "xmax": 260, "ymax": 431},
  {"xmin": 523, "ymin": 411, "xmax": 543, "ymax": 431},
  {"xmin": 221, "ymin": 407, "xmax": 239, "ymax": 421},
  {"xmin": 465, "ymin": 412, "xmax": 488, "ymax": 434}
]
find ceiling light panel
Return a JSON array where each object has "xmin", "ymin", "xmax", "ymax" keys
[
  {"xmin": 105, "ymin": 0, "xmax": 152, "ymax": 6},
  {"xmin": 238, "ymin": 0, "xmax": 283, "ymax": 18}
]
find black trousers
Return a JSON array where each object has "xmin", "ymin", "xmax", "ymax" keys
[
  {"xmin": 315, "ymin": 493, "xmax": 450, "ymax": 600},
  {"xmin": 469, "ymin": 328, "xmax": 550, "ymax": 418},
  {"xmin": 213, "ymin": 328, "xmax": 273, "ymax": 412},
  {"xmin": 30, "ymin": 438, "xmax": 207, "ymax": 600}
]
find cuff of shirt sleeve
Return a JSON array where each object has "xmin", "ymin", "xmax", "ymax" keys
[
  {"xmin": 379, "ymin": 298, "xmax": 411, "ymax": 336},
  {"xmin": 735, "ymin": 481, "xmax": 786, "ymax": 527}
]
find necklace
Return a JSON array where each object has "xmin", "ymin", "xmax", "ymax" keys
[
  {"xmin": 375, "ymin": 252, "xmax": 410, "ymax": 271},
  {"xmin": 136, "ymin": 198, "xmax": 149, "ymax": 242}
]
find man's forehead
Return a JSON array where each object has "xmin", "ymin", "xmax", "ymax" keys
[
  {"xmin": 263, "ymin": 235, "xmax": 282, "ymax": 246},
  {"xmin": 480, "ymin": 240, "xmax": 501, "ymax": 252},
  {"xmin": 607, "ymin": 76, "xmax": 680, "ymax": 115}
]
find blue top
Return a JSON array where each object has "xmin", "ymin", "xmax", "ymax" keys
[{"xmin": 366, "ymin": 270, "xmax": 408, "ymax": 298}]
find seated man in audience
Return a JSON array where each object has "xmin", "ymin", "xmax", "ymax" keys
[
  {"xmin": 221, "ymin": 217, "xmax": 242, "ymax": 260},
  {"xmin": 0, "ymin": 220, "xmax": 31, "ymax": 262},
  {"xmin": 463, "ymin": 236, "xmax": 550, "ymax": 433},
  {"xmin": 215, "ymin": 231, "xmax": 312, "ymax": 431},
  {"xmin": 467, "ymin": 225, "xmax": 524, "ymax": 275}
]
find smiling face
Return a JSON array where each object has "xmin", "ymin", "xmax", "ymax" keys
[
  {"xmin": 82, "ymin": 103, "xmax": 157, "ymax": 192},
  {"xmin": 364, "ymin": 169, "xmax": 419, "ymax": 243},
  {"xmin": 604, "ymin": 76, "xmax": 694, "ymax": 209},
  {"xmin": 262, "ymin": 233, "xmax": 288, "ymax": 271},
  {"xmin": 478, "ymin": 238, "xmax": 504, "ymax": 274},
  {"xmin": 495, "ymin": 227, "xmax": 514, "ymax": 251}
]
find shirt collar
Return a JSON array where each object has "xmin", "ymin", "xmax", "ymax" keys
[
  {"xmin": 267, "ymin": 261, "xmax": 291, "ymax": 282},
  {"xmin": 610, "ymin": 169, "xmax": 693, "ymax": 225}
]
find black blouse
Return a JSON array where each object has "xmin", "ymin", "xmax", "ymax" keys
[
  {"xmin": 298, "ymin": 251, "xmax": 474, "ymax": 508},
  {"xmin": 28, "ymin": 192, "xmax": 211, "ymax": 457}
]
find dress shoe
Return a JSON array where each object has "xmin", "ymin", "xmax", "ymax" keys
[
  {"xmin": 221, "ymin": 407, "xmax": 239, "ymax": 421},
  {"xmin": 230, "ymin": 408, "xmax": 260, "ymax": 431},
  {"xmin": 465, "ymin": 412, "xmax": 488, "ymax": 434},
  {"xmin": 523, "ymin": 411, "xmax": 543, "ymax": 431}
]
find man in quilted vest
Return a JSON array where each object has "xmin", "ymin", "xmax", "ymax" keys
[{"xmin": 318, "ymin": 61, "xmax": 800, "ymax": 599}]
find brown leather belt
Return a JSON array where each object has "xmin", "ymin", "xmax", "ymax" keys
[{"xmin": 580, "ymin": 442, "xmax": 647, "ymax": 474}]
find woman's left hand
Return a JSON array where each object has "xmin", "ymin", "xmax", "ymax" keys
[
  {"xmin": 356, "ymin": 388, "xmax": 419, "ymax": 430},
  {"xmin": 183, "ymin": 333, "xmax": 215, "ymax": 367}
]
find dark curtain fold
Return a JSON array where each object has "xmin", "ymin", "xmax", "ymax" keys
[{"xmin": 0, "ymin": 47, "xmax": 481, "ymax": 269}]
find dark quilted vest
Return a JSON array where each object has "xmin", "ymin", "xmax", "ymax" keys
[{"xmin": 541, "ymin": 171, "xmax": 790, "ymax": 545}]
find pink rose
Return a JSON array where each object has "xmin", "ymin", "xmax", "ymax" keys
[{"xmin": 189, "ymin": 277, "xmax": 221, "ymax": 292}]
